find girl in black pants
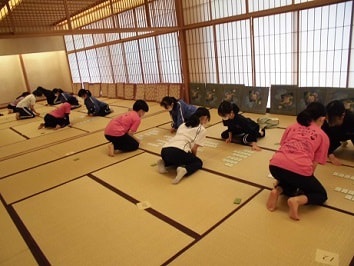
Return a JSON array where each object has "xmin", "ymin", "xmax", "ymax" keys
[
  {"xmin": 218, "ymin": 101, "xmax": 265, "ymax": 151},
  {"xmin": 267, "ymin": 102, "xmax": 329, "ymax": 220},
  {"xmin": 158, "ymin": 107, "xmax": 210, "ymax": 184}
]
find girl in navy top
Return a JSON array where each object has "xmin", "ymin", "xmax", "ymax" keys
[
  {"xmin": 78, "ymin": 89, "xmax": 112, "ymax": 116},
  {"xmin": 160, "ymin": 96, "xmax": 197, "ymax": 133},
  {"xmin": 218, "ymin": 101, "xmax": 265, "ymax": 151}
]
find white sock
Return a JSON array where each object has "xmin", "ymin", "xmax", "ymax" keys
[
  {"xmin": 172, "ymin": 167, "xmax": 187, "ymax": 184},
  {"xmin": 157, "ymin": 159, "xmax": 168, "ymax": 174}
]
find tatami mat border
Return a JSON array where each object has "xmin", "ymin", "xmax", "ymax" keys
[
  {"xmin": 161, "ymin": 189, "xmax": 263, "ymax": 265},
  {"xmin": 89, "ymin": 173, "xmax": 201, "ymax": 240},
  {"xmin": 0, "ymin": 194, "xmax": 50, "ymax": 266}
]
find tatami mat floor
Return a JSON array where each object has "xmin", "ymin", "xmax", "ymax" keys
[{"xmin": 0, "ymin": 99, "xmax": 353, "ymax": 266}]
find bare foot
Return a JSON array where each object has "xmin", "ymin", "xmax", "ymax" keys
[
  {"xmin": 55, "ymin": 124, "xmax": 61, "ymax": 130},
  {"xmin": 288, "ymin": 198, "xmax": 300, "ymax": 220},
  {"xmin": 16, "ymin": 113, "xmax": 20, "ymax": 120},
  {"xmin": 266, "ymin": 188, "xmax": 280, "ymax": 211},
  {"xmin": 38, "ymin": 123, "xmax": 45, "ymax": 129},
  {"xmin": 108, "ymin": 143, "xmax": 114, "ymax": 157}
]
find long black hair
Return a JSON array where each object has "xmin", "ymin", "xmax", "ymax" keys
[
  {"xmin": 297, "ymin": 102, "xmax": 326, "ymax": 126},
  {"xmin": 185, "ymin": 107, "xmax": 210, "ymax": 128}
]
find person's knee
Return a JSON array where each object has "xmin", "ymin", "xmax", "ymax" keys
[
  {"xmin": 320, "ymin": 191, "xmax": 328, "ymax": 204},
  {"xmin": 196, "ymin": 158, "xmax": 203, "ymax": 169}
]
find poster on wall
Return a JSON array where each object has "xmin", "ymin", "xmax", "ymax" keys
[
  {"xmin": 325, "ymin": 88, "xmax": 354, "ymax": 112},
  {"xmin": 240, "ymin": 86, "xmax": 269, "ymax": 114},
  {"xmin": 189, "ymin": 83, "xmax": 206, "ymax": 106},
  {"xmin": 220, "ymin": 84, "xmax": 244, "ymax": 108},
  {"xmin": 269, "ymin": 85, "xmax": 298, "ymax": 115},
  {"xmin": 296, "ymin": 87, "xmax": 327, "ymax": 113},
  {"xmin": 205, "ymin": 83, "xmax": 223, "ymax": 108}
]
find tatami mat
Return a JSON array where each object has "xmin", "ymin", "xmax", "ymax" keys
[
  {"xmin": 198, "ymin": 141, "xmax": 276, "ymax": 188},
  {"xmin": 105, "ymin": 106, "xmax": 129, "ymax": 117},
  {"xmin": 0, "ymin": 116, "xmax": 43, "ymax": 130},
  {"xmin": 71, "ymin": 116, "xmax": 111, "ymax": 132},
  {"xmin": 109, "ymin": 99, "xmax": 156, "ymax": 108},
  {"xmin": 93, "ymin": 152, "xmax": 261, "ymax": 235},
  {"xmin": 0, "ymin": 132, "xmax": 107, "ymax": 178},
  {"xmin": 0, "ymin": 146, "xmax": 142, "ymax": 204},
  {"xmin": 256, "ymin": 127, "xmax": 285, "ymax": 150},
  {"xmin": 46, "ymin": 131, "xmax": 108, "ymax": 156},
  {"xmin": 34, "ymin": 105, "xmax": 56, "ymax": 115},
  {"xmin": 0, "ymin": 113, "xmax": 17, "ymax": 124},
  {"xmin": 315, "ymin": 163, "xmax": 354, "ymax": 214},
  {"xmin": 138, "ymin": 112, "xmax": 171, "ymax": 131},
  {"xmin": 243, "ymin": 112, "xmax": 296, "ymax": 129},
  {"xmin": 0, "ymin": 128, "xmax": 86, "ymax": 161},
  {"xmin": 0, "ymin": 128, "xmax": 27, "ymax": 146},
  {"xmin": 75, "ymin": 105, "xmax": 129, "ymax": 118},
  {"xmin": 332, "ymin": 144, "xmax": 354, "ymax": 167},
  {"xmin": 136, "ymin": 127, "xmax": 173, "ymax": 154},
  {"xmin": 0, "ymin": 201, "xmax": 37, "ymax": 265},
  {"xmin": 171, "ymin": 190, "xmax": 354, "ymax": 266},
  {"xmin": 13, "ymin": 176, "xmax": 193, "ymax": 265},
  {"xmin": 0, "ymin": 148, "xmax": 60, "ymax": 179},
  {"xmin": 12, "ymin": 120, "xmax": 82, "ymax": 138}
]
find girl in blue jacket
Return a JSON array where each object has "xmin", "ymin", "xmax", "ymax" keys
[
  {"xmin": 78, "ymin": 89, "xmax": 112, "ymax": 116},
  {"xmin": 160, "ymin": 96, "xmax": 197, "ymax": 133}
]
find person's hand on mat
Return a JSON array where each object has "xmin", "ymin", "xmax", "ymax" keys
[
  {"xmin": 251, "ymin": 142, "xmax": 262, "ymax": 151},
  {"xmin": 170, "ymin": 128, "xmax": 176, "ymax": 133},
  {"xmin": 328, "ymin": 154, "xmax": 342, "ymax": 166},
  {"xmin": 226, "ymin": 137, "xmax": 232, "ymax": 144}
]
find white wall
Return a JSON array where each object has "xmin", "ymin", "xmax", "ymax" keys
[{"xmin": 0, "ymin": 36, "xmax": 72, "ymax": 106}]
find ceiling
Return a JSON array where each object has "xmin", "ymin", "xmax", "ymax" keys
[{"xmin": 0, "ymin": 0, "xmax": 143, "ymax": 37}]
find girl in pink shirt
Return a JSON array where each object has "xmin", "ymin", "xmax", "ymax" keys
[
  {"xmin": 38, "ymin": 97, "xmax": 77, "ymax": 129},
  {"xmin": 267, "ymin": 102, "xmax": 329, "ymax": 220},
  {"xmin": 104, "ymin": 100, "xmax": 149, "ymax": 156}
]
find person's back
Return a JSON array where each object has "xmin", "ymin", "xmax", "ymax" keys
[
  {"xmin": 84, "ymin": 95, "xmax": 110, "ymax": 116},
  {"xmin": 163, "ymin": 123, "xmax": 206, "ymax": 153},
  {"xmin": 104, "ymin": 111, "xmax": 140, "ymax": 137},
  {"xmin": 16, "ymin": 94, "xmax": 35, "ymax": 108},
  {"xmin": 271, "ymin": 122, "xmax": 329, "ymax": 176}
]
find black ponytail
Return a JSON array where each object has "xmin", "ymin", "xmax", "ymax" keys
[{"xmin": 297, "ymin": 102, "xmax": 326, "ymax": 126}]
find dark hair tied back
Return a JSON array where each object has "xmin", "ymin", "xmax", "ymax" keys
[
  {"xmin": 78, "ymin": 89, "xmax": 92, "ymax": 97},
  {"xmin": 297, "ymin": 102, "xmax": 326, "ymax": 126},
  {"xmin": 160, "ymin": 96, "xmax": 177, "ymax": 109}
]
